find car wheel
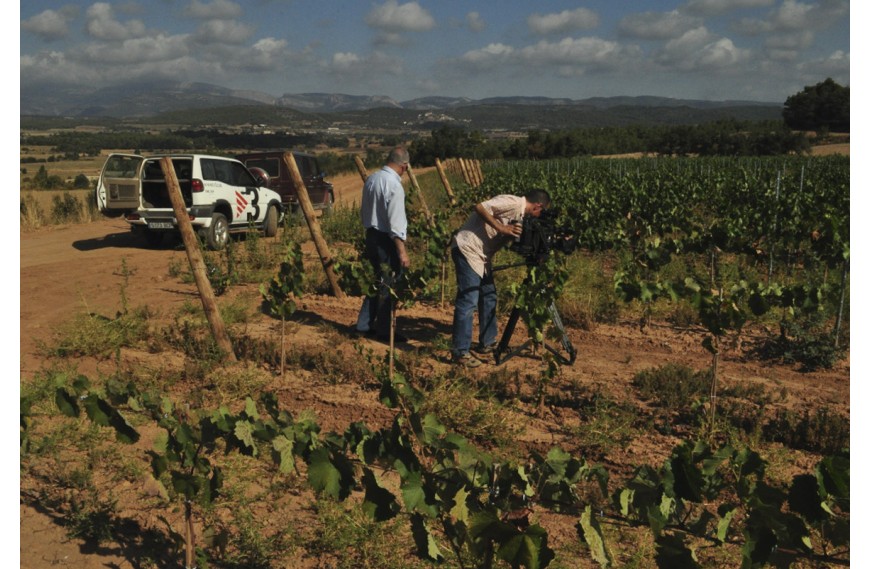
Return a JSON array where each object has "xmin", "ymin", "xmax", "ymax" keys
[
  {"xmin": 206, "ymin": 212, "xmax": 229, "ymax": 250},
  {"xmin": 142, "ymin": 229, "xmax": 164, "ymax": 248},
  {"xmin": 264, "ymin": 204, "xmax": 278, "ymax": 237}
]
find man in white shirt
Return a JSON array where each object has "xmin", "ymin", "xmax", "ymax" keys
[
  {"xmin": 355, "ymin": 147, "xmax": 411, "ymax": 342},
  {"xmin": 451, "ymin": 189, "xmax": 551, "ymax": 366}
]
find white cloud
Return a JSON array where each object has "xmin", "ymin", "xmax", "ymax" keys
[
  {"xmin": 186, "ymin": 0, "xmax": 243, "ymax": 20},
  {"xmin": 80, "ymin": 33, "xmax": 189, "ymax": 64},
  {"xmin": 527, "ymin": 8, "xmax": 598, "ymax": 35},
  {"xmin": 466, "ymin": 11, "xmax": 485, "ymax": 32},
  {"xmin": 230, "ymin": 37, "xmax": 291, "ymax": 71},
  {"xmin": 458, "ymin": 37, "xmax": 640, "ymax": 74},
  {"xmin": 683, "ymin": 0, "xmax": 775, "ymax": 17},
  {"xmin": 21, "ymin": 9, "xmax": 75, "ymax": 41},
  {"xmin": 365, "ymin": 1, "xmax": 435, "ymax": 33},
  {"xmin": 657, "ymin": 27, "xmax": 751, "ymax": 70},
  {"xmin": 193, "ymin": 20, "xmax": 254, "ymax": 45},
  {"xmin": 618, "ymin": 10, "xmax": 702, "ymax": 40},
  {"xmin": 519, "ymin": 37, "xmax": 640, "ymax": 69},
  {"xmin": 85, "ymin": 3, "xmax": 146, "ymax": 41}
]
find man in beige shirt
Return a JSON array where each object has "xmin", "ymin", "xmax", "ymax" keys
[{"xmin": 451, "ymin": 189, "xmax": 551, "ymax": 367}]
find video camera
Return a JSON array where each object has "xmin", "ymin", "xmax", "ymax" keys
[{"xmin": 510, "ymin": 209, "xmax": 578, "ymax": 265}]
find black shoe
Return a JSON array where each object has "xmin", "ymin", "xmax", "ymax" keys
[{"xmin": 472, "ymin": 343, "xmax": 496, "ymax": 355}]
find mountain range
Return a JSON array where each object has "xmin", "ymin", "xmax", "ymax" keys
[{"xmin": 21, "ymin": 80, "xmax": 782, "ymax": 120}]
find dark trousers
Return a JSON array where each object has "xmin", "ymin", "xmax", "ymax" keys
[{"xmin": 356, "ymin": 228, "xmax": 403, "ymax": 336}]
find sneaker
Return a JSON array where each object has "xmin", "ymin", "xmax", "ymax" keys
[
  {"xmin": 453, "ymin": 353, "xmax": 483, "ymax": 368},
  {"xmin": 472, "ymin": 343, "xmax": 496, "ymax": 355}
]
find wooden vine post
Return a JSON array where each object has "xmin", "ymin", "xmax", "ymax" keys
[
  {"xmin": 353, "ymin": 155, "xmax": 369, "ymax": 184},
  {"xmin": 282, "ymin": 152, "xmax": 345, "ymax": 298},
  {"xmin": 160, "ymin": 157, "xmax": 237, "ymax": 362},
  {"xmin": 405, "ymin": 165, "xmax": 435, "ymax": 229},
  {"xmin": 434, "ymin": 157, "xmax": 457, "ymax": 206}
]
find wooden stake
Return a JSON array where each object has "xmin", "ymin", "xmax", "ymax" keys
[
  {"xmin": 282, "ymin": 152, "xmax": 345, "ymax": 298},
  {"xmin": 406, "ymin": 165, "xmax": 435, "ymax": 228},
  {"xmin": 353, "ymin": 155, "xmax": 369, "ymax": 184},
  {"xmin": 434, "ymin": 157, "xmax": 457, "ymax": 206},
  {"xmin": 160, "ymin": 157, "xmax": 236, "ymax": 362}
]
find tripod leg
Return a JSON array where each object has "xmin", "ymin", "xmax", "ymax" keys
[
  {"xmin": 494, "ymin": 306, "xmax": 522, "ymax": 364},
  {"xmin": 546, "ymin": 303, "xmax": 577, "ymax": 365}
]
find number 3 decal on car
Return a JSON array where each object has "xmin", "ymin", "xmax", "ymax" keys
[{"xmin": 235, "ymin": 188, "xmax": 261, "ymax": 221}]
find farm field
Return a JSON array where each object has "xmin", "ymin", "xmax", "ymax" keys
[{"xmin": 20, "ymin": 160, "xmax": 849, "ymax": 568}]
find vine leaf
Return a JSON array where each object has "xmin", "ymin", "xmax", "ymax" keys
[
  {"xmin": 654, "ymin": 534, "xmax": 700, "ymax": 569},
  {"xmin": 54, "ymin": 389, "xmax": 79, "ymax": 417},
  {"xmin": 361, "ymin": 468, "xmax": 400, "ymax": 521},
  {"xmin": 496, "ymin": 524, "xmax": 555, "ymax": 569},
  {"xmin": 272, "ymin": 435, "xmax": 295, "ymax": 474},
  {"xmin": 410, "ymin": 513, "xmax": 444, "ymax": 562},
  {"xmin": 307, "ymin": 447, "xmax": 353, "ymax": 500},
  {"xmin": 577, "ymin": 505, "xmax": 611, "ymax": 567},
  {"xmin": 234, "ymin": 420, "xmax": 257, "ymax": 455},
  {"xmin": 401, "ymin": 470, "xmax": 439, "ymax": 518}
]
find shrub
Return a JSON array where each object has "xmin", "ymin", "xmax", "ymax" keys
[
  {"xmin": 763, "ymin": 407, "xmax": 849, "ymax": 454},
  {"xmin": 50, "ymin": 192, "xmax": 83, "ymax": 224},
  {"xmin": 631, "ymin": 363, "xmax": 709, "ymax": 410}
]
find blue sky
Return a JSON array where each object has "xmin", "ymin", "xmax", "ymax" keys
[{"xmin": 19, "ymin": 0, "xmax": 850, "ymax": 104}]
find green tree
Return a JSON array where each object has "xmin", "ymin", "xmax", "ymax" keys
[{"xmin": 783, "ymin": 78, "xmax": 849, "ymax": 132}]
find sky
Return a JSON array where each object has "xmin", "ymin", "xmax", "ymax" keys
[{"xmin": 18, "ymin": 0, "xmax": 851, "ymax": 104}]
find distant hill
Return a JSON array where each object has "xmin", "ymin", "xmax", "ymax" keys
[{"xmin": 20, "ymin": 80, "xmax": 783, "ymax": 130}]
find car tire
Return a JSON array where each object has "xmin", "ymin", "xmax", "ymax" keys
[
  {"xmin": 264, "ymin": 204, "xmax": 278, "ymax": 237},
  {"xmin": 206, "ymin": 212, "xmax": 229, "ymax": 250}
]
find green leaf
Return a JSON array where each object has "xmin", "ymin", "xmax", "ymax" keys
[
  {"xmin": 361, "ymin": 468, "xmax": 400, "ymax": 521},
  {"xmin": 655, "ymin": 534, "xmax": 700, "ymax": 569},
  {"xmin": 82, "ymin": 395, "xmax": 112, "ymax": 427},
  {"xmin": 54, "ymin": 388, "xmax": 79, "ymax": 417},
  {"xmin": 401, "ymin": 470, "xmax": 439, "ymax": 518},
  {"xmin": 307, "ymin": 447, "xmax": 353, "ymax": 500},
  {"xmin": 496, "ymin": 525, "xmax": 555, "ymax": 569},
  {"xmin": 410, "ymin": 513, "xmax": 444, "ymax": 562},
  {"xmin": 577, "ymin": 505, "xmax": 611, "ymax": 567},
  {"xmin": 109, "ymin": 409, "xmax": 140, "ymax": 444},
  {"xmin": 272, "ymin": 435, "xmax": 295, "ymax": 474},
  {"xmin": 243, "ymin": 397, "xmax": 259, "ymax": 420},
  {"xmin": 234, "ymin": 420, "xmax": 257, "ymax": 455},
  {"xmin": 450, "ymin": 486, "xmax": 470, "ymax": 523},
  {"xmin": 716, "ymin": 504, "xmax": 736, "ymax": 543}
]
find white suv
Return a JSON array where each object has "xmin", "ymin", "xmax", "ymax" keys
[{"xmin": 96, "ymin": 153, "xmax": 284, "ymax": 250}]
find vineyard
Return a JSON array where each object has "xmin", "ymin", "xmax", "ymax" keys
[{"xmin": 20, "ymin": 154, "xmax": 849, "ymax": 569}]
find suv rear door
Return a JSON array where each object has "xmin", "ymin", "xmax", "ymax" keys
[{"xmin": 96, "ymin": 153, "xmax": 144, "ymax": 216}]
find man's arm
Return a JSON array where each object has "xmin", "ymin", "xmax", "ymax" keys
[
  {"xmin": 393, "ymin": 236, "xmax": 410, "ymax": 268},
  {"xmin": 475, "ymin": 202, "xmax": 521, "ymax": 238}
]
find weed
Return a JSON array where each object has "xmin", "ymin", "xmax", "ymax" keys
[
  {"xmin": 64, "ymin": 493, "xmax": 119, "ymax": 546},
  {"xmin": 20, "ymin": 193, "xmax": 46, "ymax": 230},
  {"xmin": 50, "ymin": 192, "xmax": 85, "ymax": 224},
  {"xmin": 631, "ymin": 363, "xmax": 709, "ymax": 411},
  {"xmin": 571, "ymin": 391, "xmax": 644, "ymax": 458},
  {"xmin": 762, "ymin": 407, "xmax": 849, "ymax": 454},
  {"xmin": 309, "ymin": 499, "xmax": 433, "ymax": 569},
  {"xmin": 319, "ymin": 204, "xmax": 362, "ymax": 244},
  {"xmin": 209, "ymin": 364, "xmax": 272, "ymax": 402},
  {"xmin": 44, "ymin": 308, "xmax": 151, "ymax": 359},
  {"xmin": 753, "ymin": 316, "xmax": 845, "ymax": 371},
  {"xmin": 419, "ymin": 375, "xmax": 522, "ymax": 449}
]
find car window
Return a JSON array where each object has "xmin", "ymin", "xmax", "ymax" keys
[
  {"xmin": 202, "ymin": 158, "xmax": 235, "ymax": 184},
  {"xmin": 231, "ymin": 162, "xmax": 257, "ymax": 186},
  {"xmin": 104, "ymin": 155, "xmax": 143, "ymax": 178},
  {"xmin": 296, "ymin": 155, "xmax": 313, "ymax": 178},
  {"xmin": 244, "ymin": 157, "xmax": 280, "ymax": 177}
]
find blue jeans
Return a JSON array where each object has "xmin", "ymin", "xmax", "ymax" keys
[
  {"xmin": 451, "ymin": 247, "xmax": 497, "ymax": 357},
  {"xmin": 356, "ymin": 228, "xmax": 402, "ymax": 336}
]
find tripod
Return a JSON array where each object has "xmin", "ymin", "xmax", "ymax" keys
[{"xmin": 491, "ymin": 264, "xmax": 577, "ymax": 366}]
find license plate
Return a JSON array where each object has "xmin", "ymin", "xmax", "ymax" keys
[{"xmin": 148, "ymin": 221, "xmax": 174, "ymax": 229}]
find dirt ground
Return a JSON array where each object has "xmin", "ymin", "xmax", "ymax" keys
[{"xmin": 19, "ymin": 170, "xmax": 850, "ymax": 568}]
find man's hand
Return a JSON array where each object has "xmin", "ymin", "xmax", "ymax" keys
[
  {"xmin": 394, "ymin": 238, "xmax": 411, "ymax": 268},
  {"xmin": 500, "ymin": 221, "xmax": 522, "ymax": 238}
]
